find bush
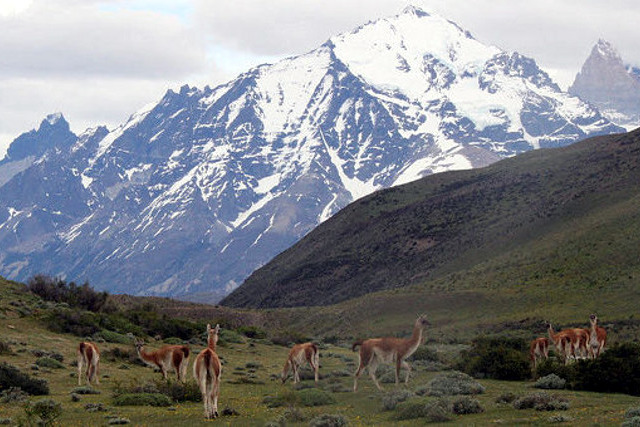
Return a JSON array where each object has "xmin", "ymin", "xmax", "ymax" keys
[
  {"xmin": 408, "ymin": 346, "xmax": 438, "ymax": 362},
  {"xmin": 96, "ymin": 329, "xmax": 132, "ymax": 344},
  {"xmin": 548, "ymin": 414, "xmax": 573, "ymax": 423},
  {"xmin": 574, "ymin": 343, "xmax": 640, "ymax": 395},
  {"xmin": 270, "ymin": 330, "xmax": 311, "ymax": 347},
  {"xmin": 451, "ymin": 396, "xmax": 484, "ymax": 414},
  {"xmin": 513, "ymin": 392, "xmax": 569, "ymax": 411},
  {"xmin": 535, "ymin": 374, "xmax": 566, "ymax": 390},
  {"xmin": 626, "ymin": 407, "xmax": 640, "ymax": 419},
  {"xmin": 263, "ymin": 390, "xmax": 300, "ymax": 408},
  {"xmin": 0, "ymin": 362, "xmax": 49, "ymax": 395},
  {"xmin": 153, "ymin": 379, "xmax": 201, "ymax": 402},
  {"xmin": 394, "ymin": 399, "xmax": 451, "ymax": 422},
  {"xmin": 297, "ymin": 389, "xmax": 336, "ymax": 407},
  {"xmin": 424, "ymin": 371, "xmax": 485, "ymax": 396},
  {"xmin": 457, "ymin": 336, "xmax": 530, "ymax": 381},
  {"xmin": 24, "ymin": 398, "xmax": 62, "ymax": 427},
  {"xmin": 218, "ymin": 329, "xmax": 245, "ymax": 345},
  {"xmin": 309, "ymin": 414, "xmax": 348, "ymax": 426},
  {"xmin": 0, "ymin": 340, "xmax": 12, "ymax": 355},
  {"xmin": 237, "ymin": 326, "xmax": 267, "ymax": 339},
  {"xmin": 108, "ymin": 417, "xmax": 131, "ymax": 425},
  {"xmin": 71, "ymin": 386, "xmax": 100, "ymax": 395},
  {"xmin": 0, "ymin": 387, "xmax": 29, "ymax": 403},
  {"xmin": 102, "ymin": 347, "xmax": 142, "ymax": 366},
  {"xmin": 382, "ymin": 389, "xmax": 413, "ymax": 410},
  {"xmin": 27, "ymin": 274, "xmax": 108, "ymax": 312},
  {"xmin": 30, "ymin": 349, "xmax": 64, "ymax": 362},
  {"xmin": 36, "ymin": 357, "xmax": 66, "ymax": 369},
  {"xmin": 113, "ymin": 393, "xmax": 172, "ymax": 407},
  {"xmin": 495, "ymin": 392, "xmax": 518, "ymax": 404}
]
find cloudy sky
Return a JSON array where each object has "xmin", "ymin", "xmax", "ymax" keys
[{"xmin": 1, "ymin": 0, "xmax": 638, "ymax": 156}]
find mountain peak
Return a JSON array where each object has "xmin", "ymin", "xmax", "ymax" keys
[
  {"xmin": 593, "ymin": 39, "xmax": 622, "ymax": 63},
  {"xmin": 400, "ymin": 4, "xmax": 430, "ymax": 17}
]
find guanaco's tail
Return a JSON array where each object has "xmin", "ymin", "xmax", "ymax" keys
[{"xmin": 352, "ymin": 340, "xmax": 364, "ymax": 352}]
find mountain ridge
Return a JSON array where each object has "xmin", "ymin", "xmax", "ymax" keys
[{"xmin": 0, "ymin": 6, "xmax": 625, "ymax": 301}]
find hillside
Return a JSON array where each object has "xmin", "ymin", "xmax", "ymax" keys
[{"xmin": 223, "ymin": 128, "xmax": 640, "ymax": 309}]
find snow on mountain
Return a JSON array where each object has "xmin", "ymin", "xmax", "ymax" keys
[
  {"xmin": 569, "ymin": 39, "xmax": 640, "ymax": 130},
  {"xmin": 0, "ymin": 7, "xmax": 624, "ymax": 302}
]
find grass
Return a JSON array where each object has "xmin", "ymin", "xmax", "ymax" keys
[{"xmin": 1, "ymin": 280, "xmax": 639, "ymax": 426}]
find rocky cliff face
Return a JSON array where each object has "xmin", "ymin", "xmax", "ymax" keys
[{"xmin": 0, "ymin": 7, "xmax": 623, "ymax": 302}]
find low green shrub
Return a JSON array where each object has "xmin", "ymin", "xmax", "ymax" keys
[
  {"xmin": 423, "ymin": 371, "xmax": 485, "ymax": 396},
  {"xmin": 35, "ymin": 357, "xmax": 65, "ymax": 369},
  {"xmin": 548, "ymin": 414, "xmax": 573, "ymax": 423},
  {"xmin": 24, "ymin": 398, "xmax": 62, "ymax": 427},
  {"xmin": 0, "ymin": 387, "xmax": 29, "ymax": 403},
  {"xmin": 535, "ymin": 373, "xmax": 566, "ymax": 390},
  {"xmin": 308, "ymin": 413, "xmax": 348, "ymax": 426},
  {"xmin": 626, "ymin": 407, "xmax": 640, "ymax": 419},
  {"xmin": 381, "ymin": 389, "xmax": 413, "ymax": 411},
  {"xmin": 456, "ymin": 336, "xmax": 530, "ymax": 381},
  {"xmin": 297, "ymin": 389, "xmax": 336, "ymax": 407},
  {"xmin": 113, "ymin": 393, "xmax": 172, "ymax": 407},
  {"xmin": 394, "ymin": 399, "xmax": 451, "ymax": 422},
  {"xmin": 408, "ymin": 346, "xmax": 438, "ymax": 362},
  {"xmin": 237, "ymin": 325, "xmax": 267, "ymax": 339},
  {"xmin": 70, "ymin": 386, "xmax": 100, "ymax": 395},
  {"xmin": 0, "ymin": 362, "xmax": 49, "ymax": 395},
  {"xmin": 513, "ymin": 392, "xmax": 569, "ymax": 411},
  {"xmin": 96, "ymin": 329, "xmax": 132, "ymax": 344},
  {"xmin": 108, "ymin": 417, "xmax": 131, "ymax": 425},
  {"xmin": 0, "ymin": 340, "xmax": 12, "ymax": 355},
  {"xmin": 495, "ymin": 392, "xmax": 518, "ymax": 404},
  {"xmin": 451, "ymin": 396, "xmax": 484, "ymax": 414},
  {"xmin": 575, "ymin": 343, "xmax": 640, "ymax": 395},
  {"xmin": 153, "ymin": 379, "xmax": 201, "ymax": 403},
  {"xmin": 30, "ymin": 349, "xmax": 64, "ymax": 362}
]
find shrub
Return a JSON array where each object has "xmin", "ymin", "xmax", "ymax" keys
[
  {"xmin": 513, "ymin": 392, "xmax": 569, "ymax": 411},
  {"xmin": 153, "ymin": 379, "xmax": 201, "ymax": 402},
  {"xmin": 108, "ymin": 417, "xmax": 131, "ymax": 425},
  {"xmin": 451, "ymin": 396, "xmax": 484, "ymax": 415},
  {"xmin": 0, "ymin": 418, "xmax": 11, "ymax": 425},
  {"xmin": 0, "ymin": 362, "xmax": 49, "ymax": 395},
  {"xmin": 36, "ymin": 357, "xmax": 66, "ymax": 369},
  {"xmin": 408, "ymin": 346, "xmax": 438, "ymax": 362},
  {"xmin": 27, "ymin": 274, "xmax": 108, "ymax": 312},
  {"xmin": 278, "ymin": 408, "xmax": 307, "ymax": 423},
  {"xmin": 297, "ymin": 389, "xmax": 336, "ymax": 407},
  {"xmin": 96, "ymin": 329, "xmax": 132, "ymax": 344},
  {"xmin": 394, "ymin": 399, "xmax": 451, "ymax": 422},
  {"xmin": 424, "ymin": 371, "xmax": 485, "ymax": 396},
  {"xmin": 623, "ymin": 418, "xmax": 640, "ymax": 427},
  {"xmin": 495, "ymin": 392, "xmax": 518, "ymax": 404},
  {"xmin": 84, "ymin": 402, "xmax": 107, "ymax": 412},
  {"xmin": 0, "ymin": 340, "xmax": 12, "ymax": 355},
  {"xmin": 309, "ymin": 413, "xmax": 348, "ymax": 427},
  {"xmin": 263, "ymin": 390, "xmax": 300, "ymax": 408},
  {"xmin": 270, "ymin": 330, "xmax": 311, "ymax": 347},
  {"xmin": 457, "ymin": 336, "xmax": 530, "ymax": 381},
  {"xmin": 24, "ymin": 398, "xmax": 62, "ymax": 427},
  {"xmin": 102, "ymin": 347, "xmax": 142, "ymax": 366},
  {"xmin": 30, "ymin": 349, "xmax": 64, "ymax": 362},
  {"xmin": 382, "ymin": 389, "xmax": 413, "ymax": 411},
  {"xmin": 548, "ymin": 414, "xmax": 573, "ymax": 423},
  {"xmin": 71, "ymin": 386, "xmax": 100, "ymax": 395},
  {"xmin": 535, "ymin": 374, "xmax": 566, "ymax": 390},
  {"xmin": 113, "ymin": 393, "xmax": 172, "ymax": 407},
  {"xmin": 574, "ymin": 343, "xmax": 640, "ymax": 395},
  {"xmin": 237, "ymin": 326, "xmax": 267, "ymax": 339},
  {"xmin": 626, "ymin": 407, "xmax": 640, "ymax": 419},
  {"xmin": 0, "ymin": 387, "xmax": 29, "ymax": 403},
  {"xmin": 218, "ymin": 329, "xmax": 245, "ymax": 345}
]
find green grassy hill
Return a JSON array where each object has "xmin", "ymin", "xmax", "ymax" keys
[
  {"xmin": 2, "ymin": 277, "xmax": 640, "ymax": 426},
  {"xmin": 222, "ymin": 128, "xmax": 640, "ymax": 317}
]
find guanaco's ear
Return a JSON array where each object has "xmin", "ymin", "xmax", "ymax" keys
[
  {"xmin": 207, "ymin": 323, "xmax": 211, "ymax": 332},
  {"xmin": 214, "ymin": 324, "xmax": 220, "ymax": 333}
]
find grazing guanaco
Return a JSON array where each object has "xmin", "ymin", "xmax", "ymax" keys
[
  {"xmin": 588, "ymin": 314, "xmax": 607, "ymax": 358},
  {"xmin": 281, "ymin": 342, "xmax": 320, "ymax": 384},
  {"xmin": 134, "ymin": 339, "xmax": 190, "ymax": 381},
  {"xmin": 77, "ymin": 342, "xmax": 100, "ymax": 386},
  {"xmin": 194, "ymin": 324, "xmax": 222, "ymax": 419},
  {"xmin": 529, "ymin": 337, "xmax": 549, "ymax": 370},
  {"xmin": 352, "ymin": 314, "xmax": 430, "ymax": 392},
  {"xmin": 546, "ymin": 322, "xmax": 575, "ymax": 364}
]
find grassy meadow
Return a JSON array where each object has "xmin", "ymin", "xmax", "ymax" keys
[{"xmin": 2, "ymin": 278, "xmax": 640, "ymax": 426}]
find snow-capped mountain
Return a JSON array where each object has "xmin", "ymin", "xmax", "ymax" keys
[
  {"xmin": 0, "ymin": 7, "xmax": 623, "ymax": 302},
  {"xmin": 569, "ymin": 39, "xmax": 640, "ymax": 129}
]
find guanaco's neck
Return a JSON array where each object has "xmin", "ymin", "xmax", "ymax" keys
[
  {"xmin": 409, "ymin": 323, "xmax": 424, "ymax": 346},
  {"xmin": 208, "ymin": 335, "xmax": 217, "ymax": 351}
]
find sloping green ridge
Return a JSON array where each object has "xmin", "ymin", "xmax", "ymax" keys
[{"xmin": 223, "ymin": 128, "xmax": 640, "ymax": 311}]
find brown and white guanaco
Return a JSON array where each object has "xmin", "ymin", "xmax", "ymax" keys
[
  {"xmin": 352, "ymin": 314, "xmax": 430, "ymax": 392},
  {"xmin": 281, "ymin": 342, "xmax": 320, "ymax": 384},
  {"xmin": 77, "ymin": 341, "xmax": 100, "ymax": 386},
  {"xmin": 194, "ymin": 324, "xmax": 222, "ymax": 419},
  {"xmin": 134, "ymin": 339, "xmax": 190, "ymax": 381}
]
